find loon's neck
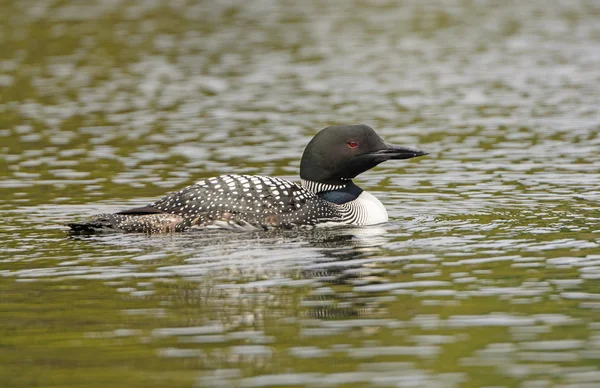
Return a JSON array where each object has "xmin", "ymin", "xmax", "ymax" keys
[
  {"xmin": 301, "ymin": 179, "xmax": 347, "ymax": 195},
  {"xmin": 301, "ymin": 179, "xmax": 388, "ymax": 225}
]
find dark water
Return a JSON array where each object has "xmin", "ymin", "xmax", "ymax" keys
[{"xmin": 1, "ymin": 0, "xmax": 600, "ymax": 387}]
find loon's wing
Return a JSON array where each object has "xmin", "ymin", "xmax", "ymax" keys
[
  {"xmin": 149, "ymin": 174, "xmax": 343, "ymax": 228},
  {"xmin": 116, "ymin": 206, "xmax": 166, "ymax": 215}
]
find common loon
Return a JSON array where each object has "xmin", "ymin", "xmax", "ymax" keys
[{"xmin": 68, "ymin": 124, "xmax": 427, "ymax": 233}]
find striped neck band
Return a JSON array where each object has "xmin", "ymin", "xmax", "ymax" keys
[{"xmin": 301, "ymin": 180, "xmax": 347, "ymax": 193}]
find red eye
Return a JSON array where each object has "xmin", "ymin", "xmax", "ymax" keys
[{"xmin": 347, "ymin": 141, "xmax": 358, "ymax": 149}]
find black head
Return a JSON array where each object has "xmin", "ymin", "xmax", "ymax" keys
[{"xmin": 299, "ymin": 124, "xmax": 427, "ymax": 185}]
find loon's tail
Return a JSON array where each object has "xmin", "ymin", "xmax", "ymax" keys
[
  {"xmin": 67, "ymin": 214, "xmax": 129, "ymax": 234},
  {"xmin": 68, "ymin": 213, "xmax": 186, "ymax": 234}
]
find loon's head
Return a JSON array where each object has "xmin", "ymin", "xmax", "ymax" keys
[{"xmin": 300, "ymin": 124, "xmax": 427, "ymax": 185}]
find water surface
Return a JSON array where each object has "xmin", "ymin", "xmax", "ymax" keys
[{"xmin": 1, "ymin": 0, "xmax": 600, "ymax": 387}]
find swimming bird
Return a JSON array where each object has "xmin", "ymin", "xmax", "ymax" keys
[{"xmin": 68, "ymin": 124, "xmax": 427, "ymax": 233}]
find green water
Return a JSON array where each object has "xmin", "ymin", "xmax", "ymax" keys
[{"xmin": 1, "ymin": 0, "xmax": 600, "ymax": 387}]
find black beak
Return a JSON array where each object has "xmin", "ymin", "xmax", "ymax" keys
[{"xmin": 371, "ymin": 144, "xmax": 428, "ymax": 160}]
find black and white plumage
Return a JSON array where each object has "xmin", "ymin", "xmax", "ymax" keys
[{"xmin": 68, "ymin": 124, "xmax": 427, "ymax": 234}]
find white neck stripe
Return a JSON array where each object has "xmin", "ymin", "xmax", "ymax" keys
[{"xmin": 301, "ymin": 179, "xmax": 346, "ymax": 193}]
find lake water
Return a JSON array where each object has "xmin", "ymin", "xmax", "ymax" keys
[{"xmin": 1, "ymin": 0, "xmax": 599, "ymax": 387}]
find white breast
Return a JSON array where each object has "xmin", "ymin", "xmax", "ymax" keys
[{"xmin": 339, "ymin": 191, "xmax": 389, "ymax": 225}]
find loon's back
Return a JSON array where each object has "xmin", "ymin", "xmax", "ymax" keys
[{"xmin": 68, "ymin": 174, "xmax": 346, "ymax": 234}]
